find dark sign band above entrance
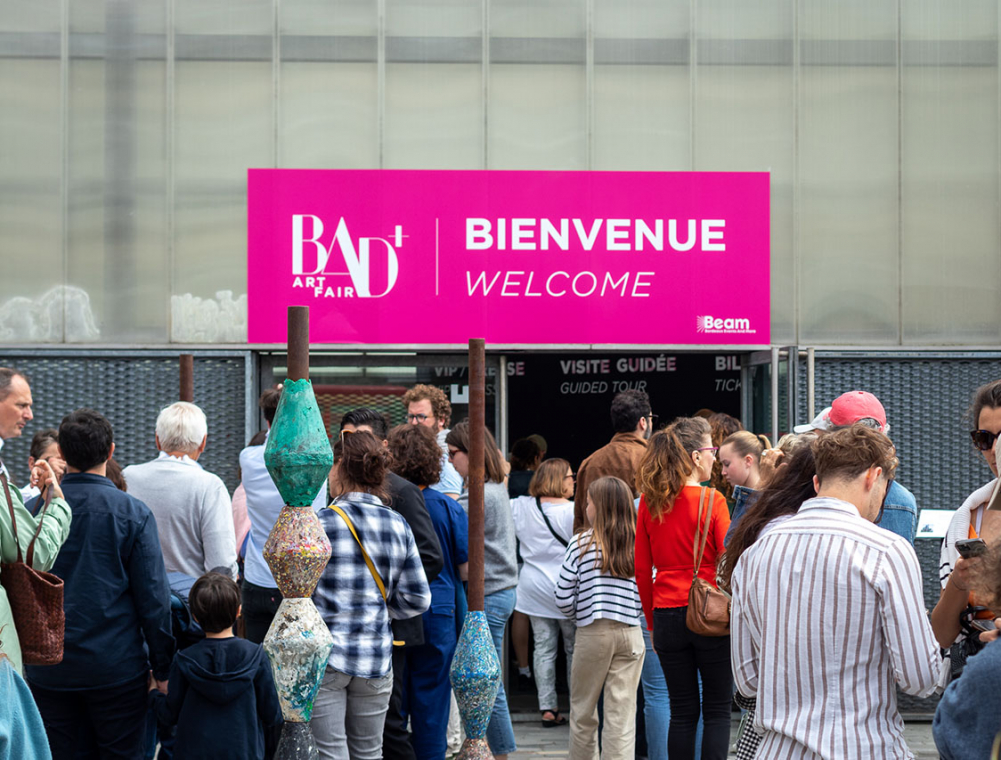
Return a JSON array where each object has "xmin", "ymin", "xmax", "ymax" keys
[{"xmin": 247, "ymin": 169, "xmax": 770, "ymax": 345}]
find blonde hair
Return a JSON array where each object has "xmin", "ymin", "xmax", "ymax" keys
[
  {"xmin": 528, "ymin": 458, "xmax": 571, "ymax": 499},
  {"xmin": 720, "ymin": 430, "xmax": 765, "ymax": 462},
  {"xmin": 582, "ymin": 477, "xmax": 636, "ymax": 579}
]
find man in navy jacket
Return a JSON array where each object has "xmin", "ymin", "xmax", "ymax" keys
[{"xmin": 26, "ymin": 408, "xmax": 175, "ymax": 758}]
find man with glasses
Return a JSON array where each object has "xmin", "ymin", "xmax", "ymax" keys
[
  {"xmin": 794, "ymin": 390, "xmax": 918, "ymax": 544},
  {"xmin": 403, "ymin": 384, "xmax": 463, "ymax": 500},
  {"xmin": 573, "ymin": 389, "xmax": 654, "ymax": 534}
]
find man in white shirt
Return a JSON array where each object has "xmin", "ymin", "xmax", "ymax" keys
[
  {"xmin": 124, "ymin": 401, "xmax": 237, "ymax": 580},
  {"xmin": 240, "ymin": 388, "xmax": 327, "ymax": 644},
  {"xmin": 730, "ymin": 425, "xmax": 948, "ymax": 760}
]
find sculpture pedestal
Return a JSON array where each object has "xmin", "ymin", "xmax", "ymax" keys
[{"xmin": 449, "ymin": 611, "xmax": 500, "ymax": 760}]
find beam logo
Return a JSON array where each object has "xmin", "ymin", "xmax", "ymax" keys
[{"xmin": 697, "ymin": 315, "xmax": 755, "ymax": 334}]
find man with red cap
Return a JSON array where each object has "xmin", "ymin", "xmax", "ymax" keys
[{"xmin": 795, "ymin": 390, "xmax": 918, "ymax": 543}]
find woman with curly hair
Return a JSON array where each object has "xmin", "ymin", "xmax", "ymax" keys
[{"xmin": 387, "ymin": 424, "xmax": 468, "ymax": 760}]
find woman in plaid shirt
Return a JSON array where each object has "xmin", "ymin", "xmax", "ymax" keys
[{"xmin": 311, "ymin": 431, "xmax": 431, "ymax": 760}]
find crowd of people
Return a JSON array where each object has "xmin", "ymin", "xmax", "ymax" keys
[{"xmin": 3, "ymin": 366, "xmax": 1001, "ymax": 759}]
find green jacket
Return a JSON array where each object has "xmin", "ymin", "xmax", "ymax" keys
[{"xmin": 0, "ymin": 481, "xmax": 71, "ymax": 675}]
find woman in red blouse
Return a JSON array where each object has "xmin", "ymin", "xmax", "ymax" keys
[{"xmin": 635, "ymin": 417, "xmax": 731, "ymax": 760}]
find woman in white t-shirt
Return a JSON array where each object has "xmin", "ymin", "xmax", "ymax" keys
[{"xmin": 510, "ymin": 458, "xmax": 576, "ymax": 727}]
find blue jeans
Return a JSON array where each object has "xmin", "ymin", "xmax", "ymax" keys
[
  {"xmin": 483, "ymin": 588, "xmax": 517, "ymax": 755},
  {"xmin": 642, "ymin": 627, "xmax": 702, "ymax": 760}
]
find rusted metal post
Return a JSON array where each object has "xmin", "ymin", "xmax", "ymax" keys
[
  {"xmin": 467, "ymin": 338, "xmax": 486, "ymax": 612},
  {"xmin": 448, "ymin": 338, "xmax": 498, "ymax": 759},
  {"xmin": 286, "ymin": 306, "xmax": 310, "ymax": 382},
  {"xmin": 179, "ymin": 354, "xmax": 193, "ymax": 402}
]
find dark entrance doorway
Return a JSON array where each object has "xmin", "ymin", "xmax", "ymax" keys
[{"xmin": 506, "ymin": 351, "xmax": 743, "ymax": 469}]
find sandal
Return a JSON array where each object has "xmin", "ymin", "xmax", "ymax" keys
[{"xmin": 541, "ymin": 710, "xmax": 568, "ymax": 728}]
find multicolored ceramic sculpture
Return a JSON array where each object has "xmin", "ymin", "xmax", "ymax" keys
[
  {"xmin": 262, "ymin": 371, "xmax": 335, "ymax": 758},
  {"xmin": 449, "ymin": 611, "xmax": 501, "ymax": 759}
]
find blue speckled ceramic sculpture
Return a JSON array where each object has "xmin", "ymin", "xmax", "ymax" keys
[{"xmin": 449, "ymin": 611, "xmax": 501, "ymax": 759}]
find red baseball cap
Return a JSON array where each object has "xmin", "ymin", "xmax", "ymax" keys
[{"xmin": 828, "ymin": 391, "xmax": 887, "ymax": 430}]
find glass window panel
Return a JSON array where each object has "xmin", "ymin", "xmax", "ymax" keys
[
  {"xmin": 0, "ymin": 59, "xmax": 62, "ymax": 341},
  {"xmin": 385, "ymin": 64, "xmax": 482, "ymax": 169},
  {"xmin": 281, "ymin": 0, "xmax": 376, "ymax": 37},
  {"xmin": 174, "ymin": 0, "xmax": 273, "ymax": 36},
  {"xmin": 593, "ymin": 66, "xmax": 689, "ymax": 170},
  {"xmin": 488, "ymin": 65, "xmax": 586, "ymax": 170},
  {"xmin": 593, "ymin": 0, "xmax": 689, "ymax": 171},
  {"xmin": 594, "ymin": 0, "xmax": 685, "ymax": 39},
  {"xmin": 386, "ymin": 0, "xmax": 480, "ymax": 38},
  {"xmin": 695, "ymin": 0, "xmax": 793, "ymax": 343},
  {"xmin": 174, "ymin": 61, "xmax": 270, "ymax": 341},
  {"xmin": 70, "ymin": 0, "xmax": 166, "ymax": 34},
  {"xmin": 67, "ymin": 59, "xmax": 168, "ymax": 342},
  {"xmin": 797, "ymin": 0, "xmax": 899, "ymax": 345},
  {"xmin": 280, "ymin": 63, "xmax": 378, "ymax": 168},
  {"xmin": 172, "ymin": 197, "xmax": 247, "ymax": 342},
  {"xmin": 901, "ymin": 1, "xmax": 1000, "ymax": 344},
  {"xmin": 2, "ymin": 0, "xmax": 61, "ymax": 32},
  {"xmin": 491, "ymin": 0, "xmax": 585, "ymax": 39},
  {"xmin": 175, "ymin": 61, "xmax": 272, "ymax": 182}
]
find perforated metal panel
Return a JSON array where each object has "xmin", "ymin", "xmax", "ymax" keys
[
  {"xmin": 795, "ymin": 356, "xmax": 1001, "ymax": 715},
  {"xmin": 804, "ymin": 357, "xmax": 1001, "ymax": 515},
  {"xmin": 313, "ymin": 384, "xmax": 408, "ymax": 438},
  {"xmin": 0, "ymin": 352, "xmax": 250, "ymax": 493}
]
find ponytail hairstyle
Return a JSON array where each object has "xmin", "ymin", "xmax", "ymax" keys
[
  {"xmin": 335, "ymin": 430, "xmax": 390, "ymax": 503},
  {"xmin": 582, "ymin": 476, "xmax": 636, "ymax": 579},
  {"xmin": 635, "ymin": 417, "xmax": 711, "ymax": 520},
  {"xmin": 721, "ymin": 430, "xmax": 765, "ymax": 462}
]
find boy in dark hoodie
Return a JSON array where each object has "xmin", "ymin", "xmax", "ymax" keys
[{"xmin": 149, "ymin": 572, "xmax": 282, "ymax": 759}]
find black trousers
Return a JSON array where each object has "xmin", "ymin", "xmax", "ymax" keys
[
  {"xmin": 31, "ymin": 672, "xmax": 149, "ymax": 759},
  {"xmin": 653, "ymin": 607, "xmax": 733, "ymax": 760},
  {"xmin": 382, "ymin": 645, "xmax": 417, "ymax": 760},
  {"xmin": 242, "ymin": 579, "xmax": 283, "ymax": 645}
]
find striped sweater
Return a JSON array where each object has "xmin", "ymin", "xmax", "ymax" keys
[{"xmin": 554, "ymin": 529, "xmax": 643, "ymax": 627}]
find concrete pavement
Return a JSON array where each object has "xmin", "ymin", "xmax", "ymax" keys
[{"xmin": 505, "ymin": 716, "xmax": 939, "ymax": 759}]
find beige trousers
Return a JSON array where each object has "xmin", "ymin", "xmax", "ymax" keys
[{"xmin": 569, "ymin": 618, "xmax": 645, "ymax": 760}]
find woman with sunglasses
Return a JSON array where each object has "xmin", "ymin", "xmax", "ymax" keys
[
  {"xmin": 932, "ymin": 380, "xmax": 1001, "ymax": 669},
  {"xmin": 444, "ymin": 422, "xmax": 519, "ymax": 760},
  {"xmin": 634, "ymin": 417, "xmax": 732, "ymax": 760}
]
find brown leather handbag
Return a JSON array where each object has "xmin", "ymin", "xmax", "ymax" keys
[
  {"xmin": 0, "ymin": 470, "xmax": 65, "ymax": 665},
  {"xmin": 686, "ymin": 487, "xmax": 731, "ymax": 637}
]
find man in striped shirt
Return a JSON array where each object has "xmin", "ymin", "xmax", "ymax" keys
[{"xmin": 731, "ymin": 425, "xmax": 949, "ymax": 759}]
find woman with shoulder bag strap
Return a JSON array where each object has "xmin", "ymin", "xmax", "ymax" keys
[
  {"xmin": 311, "ymin": 431, "xmax": 431, "ymax": 760},
  {"xmin": 0, "ymin": 458, "xmax": 72, "ymax": 676},
  {"xmin": 510, "ymin": 458, "xmax": 576, "ymax": 728},
  {"xmin": 635, "ymin": 419, "xmax": 732, "ymax": 760}
]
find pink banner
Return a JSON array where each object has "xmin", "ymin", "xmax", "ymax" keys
[{"xmin": 247, "ymin": 170, "xmax": 770, "ymax": 345}]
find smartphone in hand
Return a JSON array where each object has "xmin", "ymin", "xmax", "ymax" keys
[{"xmin": 957, "ymin": 538, "xmax": 989, "ymax": 559}]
